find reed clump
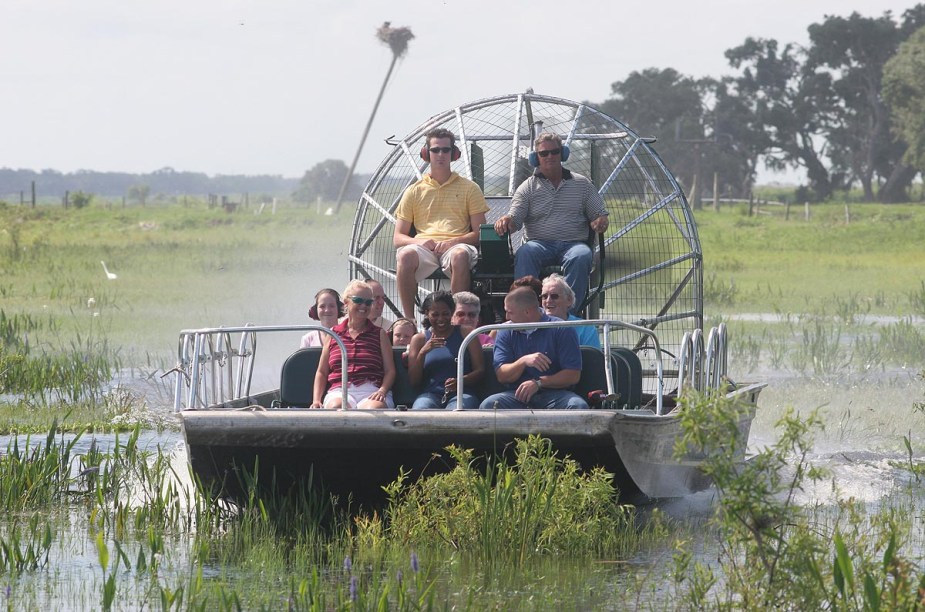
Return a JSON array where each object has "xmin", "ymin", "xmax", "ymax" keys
[
  {"xmin": 671, "ymin": 391, "xmax": 925, "ymax": 609},
  {"xmin": 364, "ymin": 435, "xmax": 653, "ymax": 569}
]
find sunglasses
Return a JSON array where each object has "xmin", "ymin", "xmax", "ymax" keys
[
  {"xmin": 540, "ymin": 292, "xmax": 561, "ymax": 301},
  {"xmin": 537, "ymin": 148, "xmax": 562, "ymax": 158},
  {"xmin": 428, "ymin": 146, "xmax": 453, "ymax": 154},
  {"xmin": 348, "ymin": 296, "xmax": 374, "ymax": 306}
]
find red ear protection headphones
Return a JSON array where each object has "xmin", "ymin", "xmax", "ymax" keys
[{"xmin": 420, "ymin": 142, "xmax": 462, "ymax": 162}]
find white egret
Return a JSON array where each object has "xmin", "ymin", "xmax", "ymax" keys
[{"xmin": 101, "ymin": 261, "xmax": 117, "ymax": 280}]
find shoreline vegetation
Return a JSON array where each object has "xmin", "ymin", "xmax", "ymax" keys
[{"xmin": 1, "ymin": 197, "xmax": 924, "ymax": 607}]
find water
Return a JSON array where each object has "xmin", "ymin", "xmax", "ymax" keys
[{"xmin": 3, "ymin": 360, "xmax": 924, "ymax": 607}]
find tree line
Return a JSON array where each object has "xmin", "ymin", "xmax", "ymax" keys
[
  {"xmin": 296, "ymin": 8, "xmax": 925, "ymax": 206},
  {"xmin": 0, "ymin": 167, "xmax": 298, "ymax": 201},
  {"xmin": 5, "ymin": 7, "xmax": 924, "ymax": 206},
  {"xmin": 592, "ymin": 6, "xmax": 925, "ymax": 203}
]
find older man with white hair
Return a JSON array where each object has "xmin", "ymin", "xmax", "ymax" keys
[{"xmin": 540, "ymin": 274, "xmax": 600, "ymax": 349}]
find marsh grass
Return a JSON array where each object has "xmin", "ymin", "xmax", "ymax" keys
[
  {"xmin": 672, "ymin": 391, "xmax": 925, "ymax": 609},
  {"xmin": 698, "ymin": 203, "xmax": 925, "ymax": 315},
  {"xmin": 0, "ymin": 515, "xmax": 53, "ymax": 573},
  {"xmin": 720, "ymin": 293, "xmax": 925, "ymax": 382},
  {"xmin": 0, "ymin": 201, "xmax": 353, "ymax": 359},
  {"xmin": 371, "ymin": 436, "xmax": 658, "ymax": 569},
  {"xmin": 907, "ymin": 280, "xmax": 925, "ymax": 316},
  {"xmin": 0, "ymin": 423, "xmax": 673, "ymax": 608}
]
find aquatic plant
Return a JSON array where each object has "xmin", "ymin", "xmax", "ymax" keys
[
  {"xmin": 672, "ymin": 391, "xmax": 925, "ymax": 609},
  {"xmin": 792, "ymin": 318, "xmax": 851, "ymax": 379},
  {"xmin": 907, "ymin": 280, "xmax": 925, "ymax": 316},
  {"xmin": 374, "ymin": 435, "xmax": 645, "ymax": 568},
  {"xmin": 0, "ymin": 421, "xmax": 83, "ymax": 511},
  {"xmin": 704, "ymin": 273, "xmax": 738, "ymax": 307},
  {"xmin": 0, "ymin": 515, "xmax": 53, "ymax": 573}
]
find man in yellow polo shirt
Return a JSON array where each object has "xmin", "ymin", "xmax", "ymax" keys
[{"xmin": 393, "ymin": 128, "xmax": 489, "ymax": 319}]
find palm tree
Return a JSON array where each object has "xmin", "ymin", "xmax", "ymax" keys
[{"xmin": 334, "ymin": 22, "xmax": 415, "ymax": 213}]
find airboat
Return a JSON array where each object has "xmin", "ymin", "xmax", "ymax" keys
[{"xmin": 174, "ymin": 93, "xmax": 765, "ymax": 504}]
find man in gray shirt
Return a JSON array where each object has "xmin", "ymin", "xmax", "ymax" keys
[{"xmin": 494, "ymin": 132, "xmax": 608, "ymax": 315}]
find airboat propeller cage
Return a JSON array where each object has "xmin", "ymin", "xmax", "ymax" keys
[{"xmin": 349, "ymin": 92, "xmax": 703, "ymax": 360}]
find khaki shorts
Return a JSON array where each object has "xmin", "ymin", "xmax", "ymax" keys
[{"xmin": 397, "ymin": 243, "xmax": 479, "ymax": 280}]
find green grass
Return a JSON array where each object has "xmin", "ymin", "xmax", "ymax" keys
[
  {"xmin": 2, "ymin": 198, "xmax": 924, "ymax": 432},
  {"xmin": 0, "ymin": 199, "xmax": 354, "ymax": 359},
  {"xmin": 696, "ymin": 203, "xmax": 925, "ymax": 315}
]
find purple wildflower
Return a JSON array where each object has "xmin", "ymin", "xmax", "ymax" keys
[
  {"xmin": 396, "ymin": 569, "xmax": 403, "ymax": 586},
  {"xmin": 410, "ymin": 551, "xmax": 419, "ymax": 573},
  {"xmin": 349, "ymin": 575, "xmax": 358, "ymax": 602},
  {"xmin": 343, "ymin": 555, "xmax": 352, "ymax": 573}
]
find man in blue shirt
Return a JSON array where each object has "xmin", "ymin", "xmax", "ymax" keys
[{"xmin": 479, "ymin": 287, "xmax": 589, "ymax": 410}]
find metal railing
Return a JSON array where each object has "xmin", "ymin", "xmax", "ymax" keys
[
  {"xmin": 677, "ymin": 323, "xmax": 727, "ymax": 394},
  {"xmin": 174, "ymin": 324, "xmax": 348, "ymax": 411},
  {"xmin": 456, "ymin": 319, "xmax": 666, "ymax": 415}
]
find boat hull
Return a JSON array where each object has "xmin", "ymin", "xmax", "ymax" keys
[{"xmin": 181, "ymin": 384, "xmax": 763, "ymax": 505}]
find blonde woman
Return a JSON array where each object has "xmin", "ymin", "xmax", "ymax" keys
[{"xmin": 312, "ymin": 280, "xmax": 395, "ymax": 409}]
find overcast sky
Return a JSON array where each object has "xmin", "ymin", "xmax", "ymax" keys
[{"xmin": 0, "ymin": 0, "xmax": 914, "ymax": 179}]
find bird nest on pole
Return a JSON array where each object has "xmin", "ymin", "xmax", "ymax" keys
[{"xmin": 376, "ymin": 22, "xmax": 414, "ymax": 58}]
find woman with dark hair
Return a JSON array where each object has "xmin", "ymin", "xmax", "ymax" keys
[
  {"xmin": 407, "ymin": 291, "xmax": 484, "ymax": 409},
  {"xmin": 301, "ymin": 288, "xmax": 344, "ymax": 348},
  {"xmin": 509, "ymin": 275, "xmax": 543, "ymax": 301},
  {"xmin": 489, "ymin": 275, "xmax": 543, "ymax": 341}
]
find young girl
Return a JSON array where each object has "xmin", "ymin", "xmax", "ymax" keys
[
  {"xmin": 301, "ymin": 288, "xmax": 343, "ymax": 348},
  {"xmin": 388, "ymin": 318, "xmax": 417, "ymax": 348}
]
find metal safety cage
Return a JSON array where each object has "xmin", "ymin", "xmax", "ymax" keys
[{"xmin": 348, "ymin": 92, "xmax": 702, "ymax": 373}]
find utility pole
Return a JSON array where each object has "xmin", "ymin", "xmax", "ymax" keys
[{"xmin": 334, "ymin": 22, "xmax": 414, "ymax": 214}]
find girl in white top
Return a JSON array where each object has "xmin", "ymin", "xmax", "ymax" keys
[{"xmin": 300, "ymin": 288, "xmax": 343, "ymax": 348}]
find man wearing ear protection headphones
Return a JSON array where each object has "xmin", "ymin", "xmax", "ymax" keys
[
  {"xmin": 393, "ymin": 128, "xmax": 489, "ymax": 320},
  {"xmin": 494, "ymin": 132, "xmax": 608, "ymax": 316}
]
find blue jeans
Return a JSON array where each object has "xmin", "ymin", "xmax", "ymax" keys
[
  {"xmin": 412, "ymin": 391, "xmax": 480, "ymax": 410},
  {"xmin": 478, "ymin": 389, "xmax": 589, "ymax": 410},
  {"xmin": 514, "ymin": 240, "xmax": 592, "ymax": 315}
]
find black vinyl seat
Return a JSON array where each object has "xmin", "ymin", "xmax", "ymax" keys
[
  {"xmin": 573, "ymin": 346, "xmax": 610, "ymax": 404},
  {"xmin": 279, "ymin": 347, "xmax": 323, "ymax": 408},
  {"xmin": 392, "ymin": 347, "xmax": 417, "ymax": 407},
  {"xmin": 610, "ymin": 347, "xmax": 643, "ymax": 409},
  {"xmin": 566, "ymin": 346, "xmax": 644, "ymax": 409}
]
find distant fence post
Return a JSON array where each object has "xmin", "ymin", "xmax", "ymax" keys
[
  {"xmin": 844, "ymin": 203, "xmax": 850, "ymax": 225},
  {"xmin": 804, "ymin": 201, "xmax": 810, "ymax": 221},
  {"xmin": 64, "ymin": 190, "xmax": 69, "ymax": 209},
  {"xmin": 712, "ymin": 172, "xmax": 719, "ymax": 211},
  {"xmin": 747, "ymin": 193, "xmax": 754, "ymax": 216},
  {"xmin": 785, "ymin": 201, "xmax": 791, "ymax": 221},
  {"xmin": 31, "ymin": 181, "xmax": 36, "ymax": 208}
]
